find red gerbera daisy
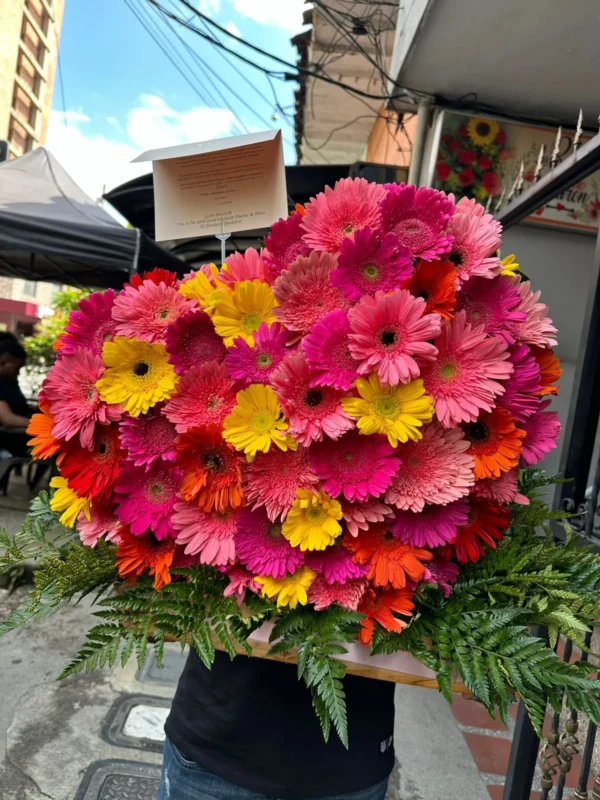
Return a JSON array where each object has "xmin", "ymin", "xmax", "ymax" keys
[
  {"xmin": 448, "ymin": 497, "xmax": 510, "ymax": 564},
  {"xmin": 343, "ymin": 524, "xmax": 433, "ymax": 589},
  {"xmin": 116, "ymin": 526, "xmax": 175, "ymax": 590},
  {"xmin": 405, "ymin": 260, "xmax": 457, "ymax": 319},
  {"xmin": 60, "ymin": 424, "xmax": 124, "ymax": 501},
  {"xmin": 129, "ymin": 268, "xmax": 179, "ymax": 289},
  {"xmin": 358, "ymin": 587, "xmax": 415, "ymax": 646}
]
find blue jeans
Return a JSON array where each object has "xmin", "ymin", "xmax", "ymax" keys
[{"xmin": 158, "ymin": 738, "xmax": 389, "ymax": 800}]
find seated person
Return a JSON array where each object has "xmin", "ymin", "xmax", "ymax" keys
[{"xmin": 0, "ymin": 335, "xmax": 33, "ymax": 457}]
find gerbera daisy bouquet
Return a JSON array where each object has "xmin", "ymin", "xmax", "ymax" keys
[{"xmin": 4, "ymin": 178, "xmax": 600, "ymax": 748}]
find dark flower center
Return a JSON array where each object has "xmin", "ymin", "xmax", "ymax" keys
[
  {"xmin": 203, "ymin": 451, "xmax": 223, "ymax": 472},
  {"xmin": 449, "ymin": 249, "xmax": 463, "ymax": 268},
  {"xmin": 150, "ymin": 483, "xmax": 164, "ymax": 497},
  {"xmin": 98, "ymin": 442, "xmax": 108, "ymax": 456},
  {"xmin": 465, "ymin": 421, "xmax": 489, "ymax": 443},
  {"xmin": 268, "ymin": 524, "xmax": 282, "ymax": 540},
  {"xmin": 256, "ymin": 352, "xmax": 271, "ymax": 367},
  {"xmin": 476, "ymin": 122, "xmax": 491, "ymax": 137},
  {"xmin": 380, "ymin": 330, "xmax": 397, "ymax": 346},
  {"xmin": 383, "ymin": 530, "xmax": 395, "ymax": 542},
  {"xmin": 305, "ymin": 388, "xmax": 323, "ymax": 407},
  {"xmin": 415, "ymin": 290, "xmax": 429, "ymax": 301},
  {"xmin": 134, "ymin": 361, "xmax": 150, "ymax": 377}
]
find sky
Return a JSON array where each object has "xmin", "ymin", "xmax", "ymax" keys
[{"xmin": 46, "ymin": 0, "xmax": 307, "ymax": 201}]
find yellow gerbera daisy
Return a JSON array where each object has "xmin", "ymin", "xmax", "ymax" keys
[
  {"xmin": 500, "ymin": 254, "xmax": 519, "ymax": 277},
  {"xmin": 97, "ymin": 337, "xmax": 177, "ymax": 418},
  {"xmin": 282, "ymin": 489, "xmax": 343, "ymax": 552},
  {"xmin": 179, "ymin": 264, "xmax": 231, "ymax": 315},
  {"xmin": 223, "ymin": 383, "xmax": 291, "ymax": 457},
  {"xmin": 467, "ymin": 117, "xmax": 500, "ymax": 146},
  {"xmin": 50, "ymin": 476, "xmax": 91, "ymax": 528},
  {"xmin": 255, "ymin": 566, "xmax": 316, "ymax": 609},
  {"xmin": 212, "ymin": 280, "xmax": 277, "ymax": 346},
  {"xmin": 342, "ymin": 374, "xmax": 433, "ymax": 447}
]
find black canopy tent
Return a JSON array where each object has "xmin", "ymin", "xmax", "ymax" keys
[{"xmin": 0, "ymin": 148, "xmax": 186, "ymax": 289}]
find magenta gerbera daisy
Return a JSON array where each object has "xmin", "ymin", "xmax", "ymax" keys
[
  {"xmin": 302, "ymin": 309, "xmax": 358, "ymax": 391},
  {"xmin": 308, "ymin": 575, "xmax": 369, "ymax": 611},
  {"xmin": 119, "ymin": 403, "xmax": 177, "ymax": 469},
  {"xmin": 225, "ymin": 322, "xmax": 288, "ymax": 387},
  {"xmin": 306, "ymin": 541, "xmax": 368, "ymax": 584},
  {"xmin": 473, "ymin": 468, "xmax": 529, "ymax": 505},
  {"xmin": 115, "ymin": 462, "xmax": 181, "ymax": 540},
  {"xmin": 172, "ymin": 501, "xmax": 238, "ymax": 565},
  {"xmin": 243, "ymin": 445, "xmax": 318, "ymax": 521},
  {"xmin": 60, "ymin": 289, "xmax": 118, "ymax": 356},
  {"xmin": 163, "ymin": 361, "xmax": 235, "ymax": 433},
  {"xmin": 424, "ymin": 559, "xmax": 459, "ymax": 598},
  {"xmin": 77, "ymin": 504, "xmax": 121, "ymax": 548},
  {"xmin": 330, "ymin": 226, "xmax": 413, "ymax": 301},
  {"xmin": 347, "ymin": 289, "xmax": 441, "ymax": 385},
  {"xmin": 392, "ymin": 498, "xmax": 469, "ymax": 548},
  {"xmin": 454, "ymin": 276, "xmax": 526, "ymax": 344},
  {"xmin": 420, "ymin": 311, "xmax": 513, "ymax": 427},
  {"xmin": 519, "ymin": 399, "xmax": 561, "ymax": 466},
  {"xmin": 221, "ymin": 563, "xmax": 261, "ymax": 604},
  {"xmin": 165, "ymin": 310, "xmax": 226, "ymax": 375},
  {"xmin": 514, "ymin": 281, "xmax": 558, "ymax": 348},
  {"xmin": 302, "ymin": 177, "xmax": 386, "ymax": 254},
  {"xmin": 384, "ymin": 422, "xmax": 474, "ymax": 512},
  {"xmin": 341, "ymin": 500, "xmax": 394, "ymax": 537},
  {"xmin": 235, "ymin": 506, "xmax": 304, "ymax": 578},
  {"xmin": 379, "ymin": 183, "xmax": 455, "ymax": 260},
  {"xmin": 43, "ymin": 349, "xmax": 122, "ymax": 450},
  {"xmin": 445, "ymin": 207, "xmax": 502, "ymax": 284},
  {"xmin": 221, "ymin": 247, "xmax": 271, "ymax": 286},
  {"xmin": 112, "ymin": 280, "xmax": 197, "ymax": 343},
  {"xmin": 498, "ymin": 345, "xmax": 541, "ymax": 421},
  {"xmin": 273, "ymin": 251, "xmax": 350, "ymax": 333},
  {"xmin": 263, "ymin": 213, "xmax": 312, "ymax": 279},
  {"xmin": 271, "ymin": 353, "xmax": 354, "ymax": 445},
  {"xmin": 308, "ymin": 431, "xmax": 401, "ymax": 502}
]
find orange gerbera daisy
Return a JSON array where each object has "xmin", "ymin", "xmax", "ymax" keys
[
  {"xmin": 27, "ymin": 402, "xmax": 64, "ymax": 464},
  {"xmin": 446, "ymin": 497, "xmax": 510, "ymax": 564},
  {"xmin": 462, "ymin": 407, "xmax": 526, "ymax": 480},
  {"xmin": 60, "ymin": 423, "xmax": 124, "ymax": 502},
  {"xmin": 530, "ymin": 346, "xmax": 562, "ymax": 397},
  {"xmin": 115, "ymin": 527, "xmax": 175, "ymax": 590},
  {"xmin": 344, "ymin": 524, "xmax": 433, "ymax": 589},
  {"xmin": 175, "ymin": 425, "xmax": 244, "ymax": 512},
  {"xmin": 405, "ymin": 259, "xmax": 457, "ymax": 319},
  {"xmin": 358, "ymin": 587, "xmax": 415, "ymax": 646}
]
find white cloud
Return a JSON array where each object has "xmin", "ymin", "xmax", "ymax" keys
[
  {"xmin": 225, "ymin": 21, "xmax": 242, "ymax": 46},
  {"xmin": 198, "ymin": 0, "xmax": 221, "ymax": 14},
  {"xmin": 56, "ymin": 110, "xmax": 91, "ymax": 124},
  {"xmin": 231, "ymin": 0, "xmax": 308, "ymax": 31}
]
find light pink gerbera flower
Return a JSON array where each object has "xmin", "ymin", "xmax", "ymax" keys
[
  {"xmin": 244, "ymin": 446, "xmax": 318, "ymax": 521},
  {"xmin": 498, "ymin": 345, "xmax": 541, "ymax": 421},
  {"xmin": 385, "ymin": 422, "xmax": 474, "ymax": 511},
  {"xmin": 445, "ymin": 207, "xmax": 502, "ymax": 284},
  {"xmin": 379, "ymin": 183, "xmax": 455, "ymax": 260},
  {"xmin": 308, "ymin": 575, "xmax": 369, "ymax": 611},
  {"xmin": 221, "ymin": 248, "xmax": 271, "ymax": 286},
  {"xmin": 347, "ymin": 289, "xmax": 441, "ymax": 385},
  {"xmin": 519, "ymin": 399, "xmax": 561, "ymax": 466},
  {"xmin": 392, "ymin": 499, "xmax": 469, "ymax": 548},
  {"xmin": 77, "ymin": 504, "xmax": 121, "ymax": 547},
  {"xmin": 165, "ymin": 310, "xmax": 226, "ymax": 375},
  {"xmin": 115, "ymin": 462, "xmax": 181, "ymax": 540},
  {"xmin": 163, "ymin": 361, "xmax": 235, "ymax": 434},
  {"xmin": 271, "ymin": 353, "xmax": 354, "ymax": 445},
  {"xmin": 306, "ymin": 541, "xmax": 368, "ymax": 584},
  {"xmin": 454, "ymin": 276, "xmax": 526, "ymax": 344},
  {"xmin": 473, "ymin": 468, "xmax": 529, "ymax": 505},
  {"xmin": 341, "ymin": 500, "xmax": 394, "ymax": 537},
  {"xmin": 420, "ymin": 311, "xmax": 513, "ymax": 427},
  {"xmin": 172, "ymin": 501, "xmax": 238, "ymax": 565},
  {"xmin": 424, "ymin": 559, "xmax": 459, "ymax": 598},
  {"xmin": 302, "ymin": 309, "xmax": 358, "ymax": 391},
  {"xmin": 119, "ymin": 403, "xmax": 177, "ymax": 469},
  {"xmin": 235, "ymin": 507, "xmax": 304, "ymax": 578},
  {"xmin": 112, "ymin": 280, "xmax": 197, "ymax": 343},
  {"xmin": 221, "ymin": 563, "xmax": 261, "ymax": 604},
  {"xmin": 263, "ymin": 213, "xmax": 312, "ymax": 279},
  {"xmin": 514, "ymin": 281, "xmax": 558, "ymax": 348},
  {"xmin": 330, "ymin": 227, "xmax": 413, "ymax": 301},
  {"xmin": 308, "ymin": 431, "xmax": 401, "ymax": 502},
  {"xmin": 43, "ymin": 349, "xmax": 122, "ymax": 449},
  {"xmin": 273, "ymin": 251, "xmax": 350, "ymax": 333},
  {"xmin": 225, "ymin": 322, "xmax": 288, "ymax": 387},
  {"xmin": 60, "ymin": 289, "xmax": 118, "ymax": 356},
  {"xmin": 302, "ymin": 177, "xmax": 386, "ymax": 253}
]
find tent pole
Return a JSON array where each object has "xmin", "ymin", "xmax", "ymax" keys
[{"xmin": 132, "ymin": 228, "xmax": 141, "ymax": 277}]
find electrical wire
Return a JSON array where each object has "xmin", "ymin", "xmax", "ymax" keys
[{"xmin": 57, "ymin": 52, "xmax": 68, "ymax": 126}]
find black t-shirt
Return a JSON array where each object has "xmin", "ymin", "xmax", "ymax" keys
[
  {"xmin": 0, "ymin": 378, "xmax": 31, "ymax": 419},
  {"xmin": 165, "ymin": 650, "xmax": 395, "ymax": 799}
]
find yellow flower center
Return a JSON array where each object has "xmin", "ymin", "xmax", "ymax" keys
[
  {"xmin": 305, "ymin": 506, "xmax": 326, "ymax": 524},
  {"xmin": 250, "ymin": 410, "xmax": 275, "ymax": 433},
  {"xmin": 150, "ymin": 483, "xmax": 164, "ymax": 497},
  {"xmin": 374, "ymin": 396, "xmax": 398, "ymax": 418},
  {"xmin": 157, "ymin": 308, "xmax": 171, "ymax": 320},
  {"xmin": 256, "ymin": 352, "xmax": 271, "ymax": 367},
  {"xmin": 363, "ymin": 264, "xmax": 379, "ymax": 280},
  {"xmin": 242, "ymin": 312, "xmax": 262, "ymax": 333},
  {"xmin": 440, "ymin": 364, "xmax": 455, "ymax": 379}
]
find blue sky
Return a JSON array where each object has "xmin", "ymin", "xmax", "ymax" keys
[{"xmin": 47, "ymin": 0, "xmax": 306, "ymax": 199}]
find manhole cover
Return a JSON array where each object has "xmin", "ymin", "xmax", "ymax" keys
[
  {"xmin": 102, "ymin": 694, "xmax": 171, "ymax": 752},
  {"xmin": 137, "ymin": 644, "xmax": 187, "ymax": 686},
  {"xmin": 75, "ymin": 760, "xmax": 161, "ymax": 800}
]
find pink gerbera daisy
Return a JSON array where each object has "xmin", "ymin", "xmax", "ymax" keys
[
  {"xmin": 306, "ymin": 541, "xmax": 368, "ymax": 584},
  {"xmin": 271, "ymin": 353, "xmax": 354, "ymax": 445},
  {"xmin": 43, "ymin": 349, "xmax": 122, "ymax": 450},
  {"xmin": 225, "ymin": 322, "xmax": 288, "ymax": 387},
  {"xmin": 60, "ymin": 289, "xmax": 118, "ymax": 356},
  {"xmin": 112, "ymin": 280, "xmax": 197, "ymax": 343},
  {"xmin": 172, "ymin": 501, "xmax": 238, "ymax": 565},
  {"xmin": 341, "ymin": 500, "xmax": 394, "ymax": 537},
  {"xmin": 420, "ymin": 311, "xmax": 513, "ymax": 427},
  {"xmin": 347, "ymin": 289, "xmax": 441, "ymax": 385},
  {"xmin": 514, "ymin": 281, "xmax": 558, "ymax": 348},
  {"xmin": 243, "ymin": 445, "xmax": 318, "ymax": 521},
  {"xmin": 221, "ymin": 248, "xmax": 271, "ymax": 286},
  {"xmin": 424, "ymin": 559, "xmax": 459, "ymax": 598},
  {"xmin": 235, "ymin": 507, "xmax": 304, "ymax": 578},
  {"xmin": 445, "ymin": 207, "xmax": 502, "ymax": 284},
  {"xmin": 385, "ymin": 423, "xmax": 474, "ymax": 511},
  {"xmin": 454, "ymin": 276, "xmax": 526, "ymax": 344},
  {"xmin": 473, "ymin": 468, "xmax": 529, "ymax": 505},
  {"xmin": 392, "ymin": 498, "xmax": 469, "ymax": 548},
  {"xmin": 221, "ymin": 563, "xmax": 261, "ymax": 604},
  {"xmin": 77, "ymin": 504, "xmax": 121, "ymax": 547},
  {"xmin": 498, "ymin": 345, "xmax": 541, "ymax": 421},
  {"xmin": 330, "ymin": 227, "xmax": 413, "ymax": 301},
  {"xmin": 519, "ymin": 399, "xmax": 561, "ymax": 466},
  {"xmin": 115, "ymin": 462, "xmax": 181, "ymax": 540},
  {"xmin": 301, "ymin": 177, "xmax": 386, "ymax": 253},
  {"xmin": 273, "ymin": 251, "xmax": 350, "ymax": 333},
  {"xmin": 165, "ymin": 310, "xmax": 226, "ymax": 375},
  {"xmin": 263, "ymin": 213, "xmax": 312, "ymax": 279},
  {"xmin": 308, "ymin": 575, "xmax": 369, "ymax": 611},
  {"xmin": 308, "ymin": 431, "xmax": 401, "ymax": 502},
  {"xmin": 119, "ymin": 403, "xmax": 177, "ymax": 469},
  {"xmin": 163, "ymin": 361, "xmax": 235, "ymax": 433},
  {"xmin": 302, "ymin": 309, "xmax": 358, "ymax": 391},
  {"xmin": 379, "ymin": 183, "xmax": 455, "ymax": 260}
]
